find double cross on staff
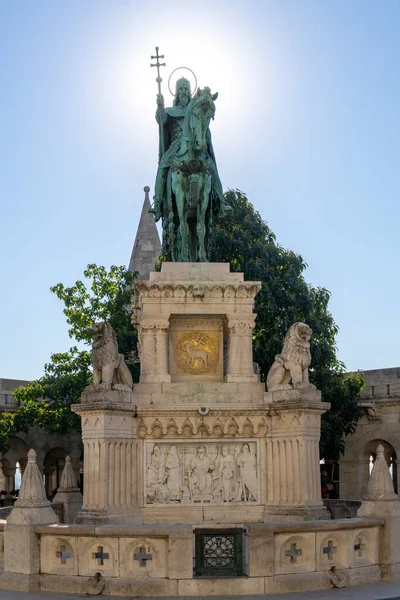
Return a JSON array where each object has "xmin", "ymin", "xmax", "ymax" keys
[{"xmin": 151, "ymin": 47, "xmax": 166, "ymax": 157}]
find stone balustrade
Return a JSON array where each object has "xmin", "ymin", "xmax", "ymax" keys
[{"xmin": 31, "ymin": 517, "xmax": 383, "ymax": 596}]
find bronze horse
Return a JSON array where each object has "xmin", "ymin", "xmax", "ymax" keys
[{"xmin": 169, "ymin": 87, "xmax": 218, "ymax": 262}]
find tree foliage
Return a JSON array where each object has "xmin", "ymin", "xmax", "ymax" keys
[
  {"xmin": 211, "ymin": 190, "xmax": 364, "ymax": 459},
  {"xmin": 0, "ymin": 265, "xmax": 137, "ymax": 456}
]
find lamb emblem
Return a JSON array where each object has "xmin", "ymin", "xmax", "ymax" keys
[
  {"xmin": 176, "ymin": 332, "xmax": 218, "ymax": 374},
  {"xmin": 183, "ymin": 341, "xmax": 211, "ymax": 368}
]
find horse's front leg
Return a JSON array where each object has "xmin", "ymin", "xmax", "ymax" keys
[
  {"xmin": 172, "ymin": 171, "xmax": 189, "ymax": 261},
  {"xmin": 196, "ymin": 173, "xmax": 211, "ymax": 262}
]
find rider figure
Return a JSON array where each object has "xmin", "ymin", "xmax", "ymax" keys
[{"xmin": 150, "ymin": 77, "xmax": 230, "ymax": 224}]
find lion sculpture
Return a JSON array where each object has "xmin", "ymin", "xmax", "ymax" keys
[
  {"xmin": 88, "ymin": 322, "xmax": 133, "ymax": 392},
  {"xmin": 266, "ymin": 322, "xmax": 316, "ymax": 392}
]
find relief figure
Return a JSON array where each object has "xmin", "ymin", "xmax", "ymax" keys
[
  {"xmin": 146, "ymin": 445, "xmax": 170, "ymax": 503},
  {"xmin": 219, "ymin": 445, "xmax": 237, "ymax": 502},
  {"xmin": 164, "ymin": 445, "xmax": 182, "ymax": 501},
  {"xmin": 188, "ymin": 445, "xmax": 214, "ymax": 497},
  {"xmin": 235, "ymin": 443, "xmax": 258, "ymax": 502},
  {"xmin": 145, "ymin": 441, "xmax": 258, "ymax": 505}
]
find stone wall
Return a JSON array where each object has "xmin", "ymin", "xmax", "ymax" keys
[
  {"xmin": 0, "ymin": 378, "xmax": 28, "ymax": 411},
  {"xmin": 340, "ymin": 367, "xmax": 400, "ymax": 500}
]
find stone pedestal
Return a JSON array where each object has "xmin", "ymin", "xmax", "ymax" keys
[
  {"xmin": 72, "ymin": 263, "xmax": 329, "ymax": 526},
  {"xmin": 264, "ymin": 388, "xmax": 330, "ymax": 521},
  {"xmin": 72, "ymin": 389, "xmax": 140, "ymax": 524}
]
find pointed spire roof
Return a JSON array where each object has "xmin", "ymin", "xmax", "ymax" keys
[
  {"xmin": 55, "ymin": 456, "xmax": 80, "ymax": 494},
  {"xmin": 14, "ymin": 449, "xmax": 51, "ymax": 508},
  {"xmin": 128, "ymin": 186, "xmax": 161, "ymax": 281},
  {"xmin": 364, "ymin": 444, "xmax": 399, "ymax": 502}
]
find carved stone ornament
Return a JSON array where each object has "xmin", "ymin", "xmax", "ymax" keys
[
  {"xmin": 175, "ymin": 331, "xmax": 219, "ymax": 374},
  {"xmin": 144, "ymin": 440, "xmax": 259, "ymax": 506},
  {"xmin": 361, "ymin": 402, "xmax": 381, "ymax": 420},
  {"xmin": 86, "ymin": 322, "xmax": 133, "ymax": 392},
  {"xmin": 227, "ymin": 319, "xmax": 254, "ymax": 335},
  {"xmin": 267, "ymin": 322, "xmax": 316, "ymax": 392},
  {"xmin": 140, "ymin": 319, "xmax": 170, "ymax": 331},
  {"xmin": 132, "ymin": 281, "xmax": 261, "ymax": 314}
]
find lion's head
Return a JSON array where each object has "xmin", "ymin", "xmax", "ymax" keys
[
  {"xmin": 281, "ymin": 322, "xmax": 312, "ymax": 370},
  {"xmin": 91, "ymin": 322, "xmax": 119, "ymax": 369}
]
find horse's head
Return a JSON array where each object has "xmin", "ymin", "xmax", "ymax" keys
[{"xmin": 190, "ymin": 87, "xmax": 218, "ymax": 151}]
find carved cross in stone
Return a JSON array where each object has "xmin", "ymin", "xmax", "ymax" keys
[
  {"xmin": 285, "ymin": 543, "xmax": 302, "ymax": 563},
  {"xmin": 134, "ymin": 546, "xmax": 153, "ymax": 567},
  {"xmin": 56, "ymin": 545, "xmax": 71, "ymax": 565},
  {"xmin": 354, "ymin": 538, "xmax": 367, "ymax": 557},
  {"xmin": 92, "ymin": 546, "xmax": 110, "ymax": 565},
  {"xmin": 323, "ymin": 540, "xmax": 337, "ymax": 560}
]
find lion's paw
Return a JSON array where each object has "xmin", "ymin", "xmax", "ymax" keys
[
  {"xmin": 293, "ymin": 382, "xmax": 316, "ymax": 390},
  {"xmin": 85, "ymin": 383, "xmax": 101, "ymax": 391},
  {"xmin": 99, "ymin": 382, "xmax": 112, "ymax": 390},
  {"xmin": 113, "ymin": 384, "xmax": 132, "ymax": 392}
]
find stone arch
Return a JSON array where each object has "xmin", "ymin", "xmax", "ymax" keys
[
  {"xmin": 0, "ymin": 435, "xmax": 29, "ymax": 492},
  {"xmin": 341, "ymin": 431, "xmax": 400, "ymax": 499}
]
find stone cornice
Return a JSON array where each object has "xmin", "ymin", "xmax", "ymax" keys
[
  {"xmin": 72, "ymin": 402, "xmax": 137, "ymax": 415},
  {"xmin": 133, "ymin": 280, "xmax": 261, "ymax": 304}
]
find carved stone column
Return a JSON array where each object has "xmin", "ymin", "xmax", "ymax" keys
[
  {"xmin": 72, "ymin": 389, "xmax": 140, "ymax": 524},
  {"xmin": 2, "ymin": 466, "xmax": 16, "ymax": 493},
  {"xmin": 139, "ymin": 319, "xmax": 171, "ymax": 383},
  {"xmin": 264, "ymin": 389, "xmax": 330, "ymax": 520},
  {"xmin": 226, "ymin": 315, "xmax": 257, "ymax": 382},
  {"xmin": 139, "ymin": 321, "xmax": 156, "ymax": 381},
  {"xmin": 154, "ymin": 320, "xmax": 171, "ymax": 382}
]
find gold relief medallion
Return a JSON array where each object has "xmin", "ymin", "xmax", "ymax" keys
[{"xmin": 175, "ymin": 332, "xmax": 218, "ymax": 374}]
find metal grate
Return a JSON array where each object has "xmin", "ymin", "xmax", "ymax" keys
[{"xmin": 194, "ymin": 529, "xmax": 244, "ymax": 577}]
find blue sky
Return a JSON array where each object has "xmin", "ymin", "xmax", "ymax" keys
[{"xmin": 1, "ymin": 0, "xmax": 399, "ymax": 380}]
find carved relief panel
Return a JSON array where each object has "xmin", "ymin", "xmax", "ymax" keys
[
  {"xmin": 144, "ymin": 439, "xmax": 259, "ymax": 506},
  {"xmin": 169, "ymin": 316, "xmax": 224, "ymax": 381}
]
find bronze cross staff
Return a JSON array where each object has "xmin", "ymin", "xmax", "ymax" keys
[{"xmin": 151, "ymin": 46, "xmax": 166, "ymax": 157}]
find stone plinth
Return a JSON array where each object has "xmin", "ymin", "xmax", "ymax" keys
[
  {"xmin": 72, "ymin": 263, "xmax": 330, "ymax": 527},
  {"xmin": 263, "ymin": 388, "xmax": 330, "ymax": 521},
  {"xmin": 72, "ymin": 389, "xmax": 139, "ymax": 525}
]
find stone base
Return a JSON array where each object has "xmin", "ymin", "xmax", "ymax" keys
[
  {"xmin": 80, "ymin": 388, "xmax": 135, "ymax": 406},
  {"xmin": 381, "ymin": 562, "xmax": 400, "ymax": 581},
  {"xmin": 74, "ymin": 508, "xmax": 110, "ymax": 525},
  {"xmin": 265, "ymin": 387, "xmax": 322, "ymax": 404},
  {"xmin": 263, "ymin": 504, "xmax": 330, "ymax": 522},
  {"xmin": 0, "ymin": 572, "xmax": 40, "ymax": 592},
  {"xmin": 75, "ymin": 507, "xmax": 142, "ymax": 525}
]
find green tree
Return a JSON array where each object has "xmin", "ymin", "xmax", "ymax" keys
[
  {"xmin": 0, "ymin": 265, "xmax": 137, "ymax": 456},
  {"xmin": 211, "ymin": 190, "xmax": 364, "ymax": 459}
]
